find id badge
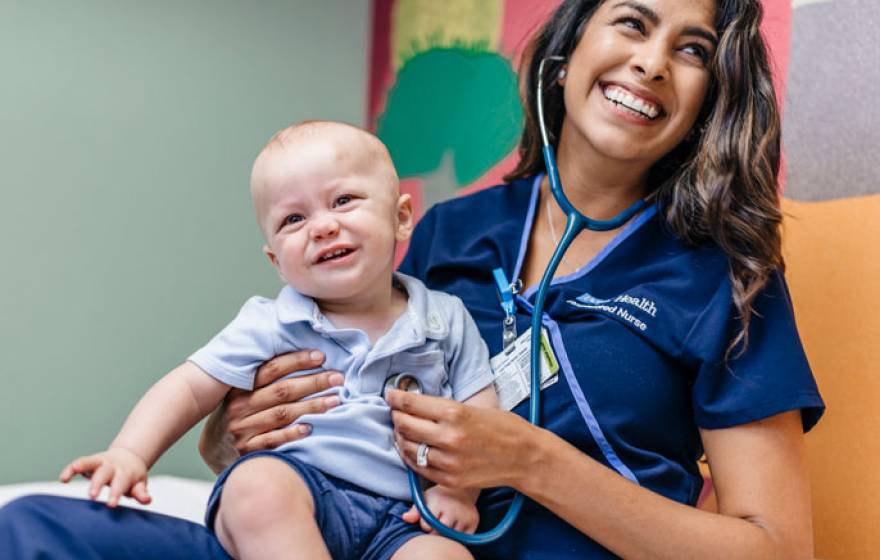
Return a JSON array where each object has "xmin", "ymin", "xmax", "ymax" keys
[{"xmin": 490, "ymin": 327, "xmax": 559, "ymax": 411}]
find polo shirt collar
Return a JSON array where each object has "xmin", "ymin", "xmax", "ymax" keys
[
  {"xmin": 395, "ymin": 272, "xmax": 448, "ymax": 340},
  {"xmin": 275, "ymin": 284, "xmax": 322, "ymax": 327},
  {"xmin": 273, "ymin": 273, "xmax": 449, "ymax": 340}
]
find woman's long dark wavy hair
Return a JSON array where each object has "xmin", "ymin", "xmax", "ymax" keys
[{"xmin": 506, "ymin": 0, "xmax": 782, "ymax": 356}]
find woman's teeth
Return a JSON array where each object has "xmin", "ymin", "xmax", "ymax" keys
[{"xmin": 603, "ymin": 86, "xmax": 661, "ymax": 119}]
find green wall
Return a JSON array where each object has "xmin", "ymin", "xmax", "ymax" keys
[{"xmin": 0, "ymin": 0, "xmax": 367, "ymax": 483}]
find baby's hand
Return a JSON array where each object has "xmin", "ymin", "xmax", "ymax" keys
[
  {"xmin": 59, "ymin": 447, "xmax": 151, "ymax": 508},
  {"xmin": 402, "ymin": 485, "xmax": 480, "ymax": 534}
]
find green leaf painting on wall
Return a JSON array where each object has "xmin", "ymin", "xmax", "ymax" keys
[{"xmin": 376, "ymin": 47, "xmax": 522, "ymax": 208}]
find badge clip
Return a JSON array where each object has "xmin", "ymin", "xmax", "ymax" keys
[{"xmin": 493, "ymin": 268, "xmax": 519, "ymax": 350}]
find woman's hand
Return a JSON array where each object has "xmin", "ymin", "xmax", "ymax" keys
[
  {"xmin": 199, "ymin": 350, "xmax": 344, "ymax": 474},
  {"xmin": 387, "ymin": 389, "xmax": 541, "ymax": 490}
]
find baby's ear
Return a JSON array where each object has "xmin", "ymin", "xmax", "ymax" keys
[
  {"xmin": 262, "ymin": 245, "xmax": 287, "ymax": 283},
  {"xmin": 395, "ymin": 193, "xmax": 414, "ymax": 242},
  {"xmin": 262, "ymin": 245, "xmax": 280, "ymax": 270}
]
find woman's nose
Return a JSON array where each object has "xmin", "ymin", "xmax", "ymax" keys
[
  {"xmin": 631, "ymin": 41, "xmax": 671, "ymax": 82},
  {"xmin": 309, "ymin": 213, "xmax": 340, "ymax": 240}
]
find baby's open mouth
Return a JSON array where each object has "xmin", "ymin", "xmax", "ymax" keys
[{"xmin": 317, "ymin": 247, "xmax": 355, "ymax": 263}]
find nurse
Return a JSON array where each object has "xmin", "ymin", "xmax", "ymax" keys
[
  {"xmin": 216, "ymin": 0, "xmax": 824, "ymax": 557},
  {"xmin": 0, "ymin": 0, "xmax": 823, "ymax": 558}
]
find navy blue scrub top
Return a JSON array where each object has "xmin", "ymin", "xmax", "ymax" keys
[{"xmin": 398, "ymin": 174, "xmax": 824, "ymax": 559}]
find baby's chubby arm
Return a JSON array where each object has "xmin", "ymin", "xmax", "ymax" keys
[
  {"xmin": 60, "ymin": 361, "xmax": 229, "ymax": 507},
  {"xmin": 402, "ymin": 385, "xmax": 498, "ymax": 534}
]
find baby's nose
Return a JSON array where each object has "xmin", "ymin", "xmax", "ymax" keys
[{"xmin": 310, "ymin": 214, "xmax": 340, "ymax": 239}]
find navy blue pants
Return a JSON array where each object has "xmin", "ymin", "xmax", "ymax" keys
[
  {"xmin": 207, "ymin": 450, "xmax": 422, "ymax": 560},
  {"xmin": 0, "ymin": 453, "xmax": 423, "ymax": 560},
  {"xmin": 0, "ymin": 494, "xmax": 230, "ymax": 559}
]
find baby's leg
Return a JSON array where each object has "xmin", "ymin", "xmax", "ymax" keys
[
  {"xmin": 214, "ymin": 456, "xmax": 331, "ymax": 560},
  {"xmin": 390, "ymin": 534, "xmax": 473, "ymax": 560}
]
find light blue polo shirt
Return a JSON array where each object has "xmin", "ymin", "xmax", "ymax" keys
[{"xmin": 188, "ymin": 273, "xmax": 494, "ymax": 500}]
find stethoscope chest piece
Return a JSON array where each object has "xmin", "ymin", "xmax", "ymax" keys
[{"xmin": 382, "ymin": 373, "xmax": 423, "ymax": 399}]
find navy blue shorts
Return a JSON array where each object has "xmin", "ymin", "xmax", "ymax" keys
[{"xmin": 206, "ymin": 450, "xmax": 423, "ymax": 560}]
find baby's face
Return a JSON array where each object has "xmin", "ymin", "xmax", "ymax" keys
[{"xmin": 253, "ymin": 136, "xmax": 411, "ymax": 304}]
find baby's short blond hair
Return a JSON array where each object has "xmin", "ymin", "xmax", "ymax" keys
[{"xmin": 250, "ymin": 120, "xmax": 399, "ymax": 237}]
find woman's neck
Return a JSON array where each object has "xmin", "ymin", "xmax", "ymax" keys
[{"xmin": 553, "ymin": 126, "xmax": 651, "ymax": 219}]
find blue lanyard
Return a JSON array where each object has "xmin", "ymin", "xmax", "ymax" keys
[{"xmin": 493, "ymin": 267, "xmax": 520, "ymax": 350}]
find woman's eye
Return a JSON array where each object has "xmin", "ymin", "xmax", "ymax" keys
[
  {"xmin": 681, "ymin": 44, "xmax": 710, "ymax": 64},
  {"xmin": 333, "ymin": 195, "xmax": 353, "ymax": 208},
  {"xmin": 616, "ymin": 16, "xmax": 645, "ymax": 34},
  {"xmin": 283, "ymin": 214, "xmax": 304, "ymax": 226}
]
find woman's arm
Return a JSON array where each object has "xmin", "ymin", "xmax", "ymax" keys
[
  {"xmin": 199, "ymin": 349, "xmax": 345, "ymax": 474},
  {"xmin": 389, "ymin": 391, "xmax": 813, "ymax": 560}
]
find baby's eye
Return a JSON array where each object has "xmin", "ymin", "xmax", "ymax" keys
[
  {"xmin": 282, "ymin": 213, "xmax": 304, "ymax": 226},
  {"xmin": 332, "ymin": 195, "xmax": 353, "ymax": 208}
]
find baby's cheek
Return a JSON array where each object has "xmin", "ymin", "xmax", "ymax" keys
[{"xmin": 277, "ymin": 251, "xmax": 306, "ymax": 287}]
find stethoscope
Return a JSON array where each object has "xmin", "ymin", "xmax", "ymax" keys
[
  {"xmin": 391, "ymin": 56, "xmax": 650, "ymax": 546},
  {"xmin": 383, "ymin": 373, "xmax": 424, "ymax": 398}
]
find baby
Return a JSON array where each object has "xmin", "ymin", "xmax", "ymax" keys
[{"xmin": 61, "ymin": 121, "xmax": 498, "ymax": 560}]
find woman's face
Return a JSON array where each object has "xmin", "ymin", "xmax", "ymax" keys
[{"xmin": 558, "ymin": 0, "xmax": 717, "ymax": 167}]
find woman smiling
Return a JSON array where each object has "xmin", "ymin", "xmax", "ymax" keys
[{"xmin": 0, "ymin": 1, "xmax": 823, "ymax": 558}]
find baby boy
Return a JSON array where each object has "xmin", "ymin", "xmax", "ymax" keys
[{"xmin": 61, "ymin": 121, "xmax": 497, "ymax": 560}]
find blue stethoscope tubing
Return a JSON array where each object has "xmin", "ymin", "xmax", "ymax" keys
[{"xmin": 405, "ymin": 56, "xmax": 648, "ymax": 545}]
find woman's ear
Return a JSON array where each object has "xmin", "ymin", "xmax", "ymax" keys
[
  {"xmin": 395, "ymin": 193, "xmax": 415, "ymax": 242},
  {"xmin": 557, "ymin": 66, "xmax": 568, "ymax": 86}
]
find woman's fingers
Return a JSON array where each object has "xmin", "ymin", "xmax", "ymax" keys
[
  {"xmin": 229, "ymin": 396, "xmax": 340, "ymax": 450},
  {"xmin": 237, "ymin": 423, "xmax": 314, "ymax": 454},
  {"xmin": 205, "ymin": 351, "xmax": 346, "ymax": 465},
  {"xmin": 386, "ymin": 389, "xmax": 462, "ymax": 423},
  {"xmin": 253, "ymin": 350, "xmax": 326, "ymax": 389},
  {"xmin": 246, "ymin": 371, "xmax": 344, "ymax": 414},
  {"xmin": 226, "ymin": 371, "xmax": 344, "ymax": 427},
  {"xmin": 391, "ymin": 410, "xmax": 448, "ymax": 449},
  {"xmin": 395, "ymin": 435, "xmax": 457, "ymax": 487},
  {"xmin": 396, "ymin": 435, "xmax": 452, "ymax": 470}
]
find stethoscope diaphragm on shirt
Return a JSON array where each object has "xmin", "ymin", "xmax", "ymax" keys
[{"xmin": 382, "ymin": 373, "xmax": 424, "ymax": 399}]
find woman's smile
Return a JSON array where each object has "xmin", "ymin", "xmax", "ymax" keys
[
  {"xmin": 559, "ymin": 0, "xmax": 715, "ymax": 165},
  {"xmin": 598, "ymin": 82, "xmax": 666, "ymax": 124}
]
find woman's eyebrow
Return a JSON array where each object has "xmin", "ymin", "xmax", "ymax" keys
[
  {"xmin": 611, "ymin": 1, "xmax": 660, "ymax": 25},
  {"xmin": 611, "ymin": 1, "xmax": 718, "ymax": 47},
  {"xmin": 682, "ymin": 26, "xmax": 718, "ymax": 48}
]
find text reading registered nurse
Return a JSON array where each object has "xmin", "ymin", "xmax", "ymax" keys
[{"xmin": 0, "ymin": 0, "xmax": 824, "ymax": 558}]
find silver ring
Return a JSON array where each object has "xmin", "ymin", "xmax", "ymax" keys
[{"xmin": 416, "ymin": 442, "xmax": 430, "ymax": 468}]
